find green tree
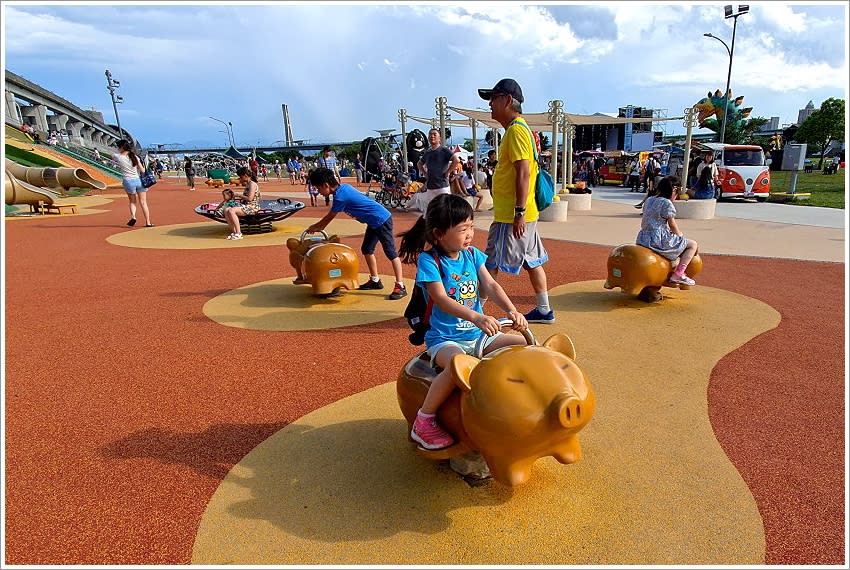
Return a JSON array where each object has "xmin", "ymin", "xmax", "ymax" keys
[
  {"xmin": 538, "ymin": 133, "xmax": 550, "ymax": 152},
  {"xmin": 462, "ymin": 139, "xmax": 475, "ymax": 152},
  {"xmin": 794, "ymin": 98, "xmax": 845, "ymax": 169},
  {"xmin": 723, "ymin": 116, "xmax": 768, "ymax": 145},
  {"xmin": 336, "ymin": 143, "xmax": 361, "ymax": 162}
]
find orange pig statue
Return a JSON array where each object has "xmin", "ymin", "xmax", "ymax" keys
[
  {"xmin": 397, "ymin": 329, "xmax": 595, "ymax": 487},
  {"xmin": 286, "ymin": 230, "xmax": 359, "ymax": 297},
  {"xmin": 603, "ymin": 243, "xmax": 703, "ymax": 302}
]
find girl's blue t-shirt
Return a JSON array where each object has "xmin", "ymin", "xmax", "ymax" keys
[
  {"xmin": 331, "ymin": 183, "xmax": 390, "ymax": 228},
  {"xmin": 416, "ymin": 247, "xmax": 487, "ymax": 348}
]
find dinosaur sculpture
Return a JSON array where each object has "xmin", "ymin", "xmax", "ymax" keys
[{"xmin": 694, "ymin": 89, "xmax": 753, "ymax": 132}]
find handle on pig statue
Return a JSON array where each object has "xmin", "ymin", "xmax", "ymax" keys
[
  {"xmin": 300, "ymin": 229, "xmax": 329, "ymax": 242},
  {"xmin": 473, "ymin": 317, "xmax": 537, "ymax": 359}
]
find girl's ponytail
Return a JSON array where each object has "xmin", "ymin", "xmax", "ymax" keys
[{"xmin": 397, "ymin": 216, "xmax": 427, "ymax": 264}]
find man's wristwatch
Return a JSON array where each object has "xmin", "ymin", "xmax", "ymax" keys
[{"xmin": 514, "ymin": 206, "xmax": 526, "ymax": 217}]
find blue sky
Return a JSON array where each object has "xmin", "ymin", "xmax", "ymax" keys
[{"xmin": 3, "ymin": 2, "xmax": 847, "ymax": 151}]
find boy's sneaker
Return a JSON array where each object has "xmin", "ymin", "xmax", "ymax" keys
[
  {"xmin": 411, "ymin": 415, "xmax": 454, "ymax": 450},
  {"xmin": 389, "ymin": 283, "xmax": 407, "ymax": 300},
  {"xmin": 358, "ymin": 279, "xmax": 384, "ymax": 290},
  {"xmin": 669, "ymin": 273, "xmax": 696, "ymax": 286},
  {"xmin": 524, "ymin": 307, "xmax": 556, "ymax": 324}
]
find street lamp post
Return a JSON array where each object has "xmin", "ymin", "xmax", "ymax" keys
[
  {"xmin": 105, "ymin": 69, "xmax": 124, "ymax": 138},
  {"xmin": 209, "ymin": 116, "xmax": 234, "ymax": 147},
  {"xmin": 704, "ymin": 4, "xmax": 749, "ymax": 145}
]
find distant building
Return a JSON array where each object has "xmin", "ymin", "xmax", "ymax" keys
[
  {"xmin": 797, "ymin": 100, "xmax": 817, "ymax": 126},
  {"xmin": 757, "ymin": 116, "xmax": 780, "ymax": 132}
]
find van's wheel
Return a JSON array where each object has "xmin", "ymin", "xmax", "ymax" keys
[{"xmin": 756, "ymin": 197, "xmax": 767, "ymax": 202}]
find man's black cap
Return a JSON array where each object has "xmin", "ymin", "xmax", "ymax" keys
[{"xmin": 478, "ymin": 78, "xmax": 524, "ymax": 104}]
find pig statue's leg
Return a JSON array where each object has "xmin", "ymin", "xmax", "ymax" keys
[
  {"xmin": 638, "ymin": 286, "xmax": 663, "ymax": 303},
  {"xmin": 485, "ymin": 455, "xmax": 535, "ymax": 487},
  {"xmin": 551, "ymin": 435, "xmax": 583, "ymax": 465}
]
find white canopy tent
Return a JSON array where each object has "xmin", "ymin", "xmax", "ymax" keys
[
  {"xmin": 447, "ymin": 106, "xmax": 683, "ymax": 184},
  {"xmin": 447, "ymin": 106, "xmax": 660, "ymax": 129},
  {"xmin": 399, "ymin": 101, "xmax": 684, "ymax": 184}
]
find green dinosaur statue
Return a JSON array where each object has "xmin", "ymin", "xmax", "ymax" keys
[{"xmin": 694, "ymin": 89, "xmax": 753, "ymax": 133}]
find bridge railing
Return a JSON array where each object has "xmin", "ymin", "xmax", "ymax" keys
[{"xmin": 47, "ymin": 143, "xmax": 122, "ymax": 178}]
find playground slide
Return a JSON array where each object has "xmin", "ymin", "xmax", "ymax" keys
[
  {"xmin": 4, "ymin": 170, "xmax": 60, "ymax": 206},
  {"xmin": 5, "ymin": 139, "xmax": 122, "ymax": 188},
  {"xmin": 5, "ymin": 158, "xmax": 106, "ymax": 192}
]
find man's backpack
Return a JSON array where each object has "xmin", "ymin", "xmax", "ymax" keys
[{"xmin": 404, "ymin": 250, "xmax": 443, "ymax": 346}]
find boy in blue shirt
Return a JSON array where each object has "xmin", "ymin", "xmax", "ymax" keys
[{"xmin": 306, "ymin": 167, "xmax": 408, "ymax": 300}]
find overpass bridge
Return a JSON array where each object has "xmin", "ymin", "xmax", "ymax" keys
[
  {"xmin": 5, "ymin": 69, "xmax": 365, "ymax": 159},
  {"xmin": 4, "ymin": 69, "xmax": 126, "ymax": 151}
]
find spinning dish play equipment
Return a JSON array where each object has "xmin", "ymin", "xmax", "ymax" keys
[
  {"xmin": 396, "ymin": 319, "xmax": 595, "ymax": 486},
  {"xmin": 194, "ymin": 198, "xmax": 305, "ymax": 234}
]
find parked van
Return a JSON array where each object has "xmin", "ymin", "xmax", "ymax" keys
[
  {"xmin": 703, "ymin": 142, "xmax": 771, "ymax": 201},
  {"xmin": 598, "ymin": 150, "xmax": 637, "ymax": 186}
]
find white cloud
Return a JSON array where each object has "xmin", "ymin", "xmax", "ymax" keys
[
  {"xmin": 3, "ymin": 3, "xmax": 845, "ymax": 148},
  {"xmin": 759, "ymin": 4, "xmax": 808, "ymax": 33}
]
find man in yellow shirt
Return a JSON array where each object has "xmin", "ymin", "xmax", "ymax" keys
[{"xmin": 478, "ymin": 78, "xmax": 554, "ymax": 323}]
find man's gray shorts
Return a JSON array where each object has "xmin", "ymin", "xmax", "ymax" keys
[{"xmin": 484, "ymin": 221, "xmax": 549, "ymax": 275}]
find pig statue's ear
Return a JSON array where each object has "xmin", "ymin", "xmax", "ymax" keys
[
  {"xmin": 450, "ymin": 353, "xmax": 479, "ymax": 392},
  {"xmin": 542, "ymin": 333, "xmax": 577, "ymax": 361},
  {"xmin": 286, "ymin": 238, "xmax": 300, "ymax": 251}
]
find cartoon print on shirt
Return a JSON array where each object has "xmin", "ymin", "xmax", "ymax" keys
[{"xmin": 458, "ymin": 279, "xmax": 477, "ymax": 308}]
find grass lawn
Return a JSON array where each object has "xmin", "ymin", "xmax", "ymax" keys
[{"xmin": 769, "ymin": 169, "xmax": 846, "ymax": 209}]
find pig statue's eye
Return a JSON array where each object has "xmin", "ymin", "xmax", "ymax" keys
[{"xmin": 506, "ymin": 377, "xmax": 525, "ymax": 384}]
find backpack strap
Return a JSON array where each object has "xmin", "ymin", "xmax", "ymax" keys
[
  {"xmin": 422, "ymin": 249, "xmax": 443, "ymax": 325},
  {"xmin": 510, "ymin": 119, "xmax": 539, "ymax": 163}
]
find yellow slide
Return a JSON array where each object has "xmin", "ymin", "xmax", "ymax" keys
[
  {"xmin": 4, "ymin": 158, "xmax": 106, "ymax": 193},
  {"xmin": 4, "ymin": 169, "xmax": 62, "ymax": 206}
]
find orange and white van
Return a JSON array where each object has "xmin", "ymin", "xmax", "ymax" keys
[{"xmin": 703, "ymin": 142, "xmax": 771, "ymax": 201}]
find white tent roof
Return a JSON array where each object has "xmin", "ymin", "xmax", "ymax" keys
[
  {"xmin": 407, "ymin": 114, "xmax": 476, "ymax": 128},
  {"xmin": 447, "ymin": 106, "xmax": 678, "ymax": 129}
]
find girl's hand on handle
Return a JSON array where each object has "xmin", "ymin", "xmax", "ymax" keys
[
  {"xmin": 506, "ymin": 310, "xmax": 528, "ymax": 331},
  {"xmin": 473, "ymin": 313, "xmax": 501, "ymax": 337}
]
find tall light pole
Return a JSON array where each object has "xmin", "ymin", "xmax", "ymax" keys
[
  {"xmin": 105, "ymin": 69, "xmax": 124, "ymax": 138},
  {"xmin": 209, "ymin": 116, "xmax": 234, "ymax": 147},
  {"xmin": 704, "ymin": 4, "xmax": 749, "ymax": 146}
]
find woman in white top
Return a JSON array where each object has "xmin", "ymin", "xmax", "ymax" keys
[{"xmin": 112, "ymin": 139, "xmax": 152, "ymax": 227}]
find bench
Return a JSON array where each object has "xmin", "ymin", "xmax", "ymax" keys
[
  {"xmin": 32, "ymin": 202, "xmax": 78, "ymax": 215},
  {"xmin": 673, "ymin": 198, "xmax": 715, "ymax": 219},
  {"xmin": 539, "ymin": 199, "xmax": 568, "ymax": 222},
  {"xmin": 559, "ymin": 192, "xmax": 592, "ymax": 211}
]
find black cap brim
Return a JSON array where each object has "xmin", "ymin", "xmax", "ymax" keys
[{"xmin": 478, "ymin": 89, "xmax": 496, "ymax": 100}]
